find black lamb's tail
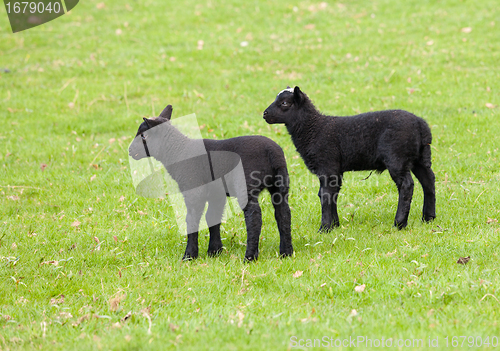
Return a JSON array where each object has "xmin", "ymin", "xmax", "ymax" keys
[{"xmin": 418, "ymin": 118, "xmax": 433, "ymax": 168}]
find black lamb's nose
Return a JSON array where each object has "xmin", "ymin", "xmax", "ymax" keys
[{"xmin": 263, "ymin": 110, "xmax": 268, "ymax": 116}]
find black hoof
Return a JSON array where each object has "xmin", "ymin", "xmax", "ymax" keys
[
  {"xmin": 318, "ymin": 223, "xmax": 337, "ymax": 233},
  {"xmin": 422, "ymin": 214, "xmax": 436, "ymax": 222},
  {"xmin": 207, "ymin": 246, "xmax": 224, "ymax": 257},
  {"xmin": 279, "ymin": 250, "xmax": 293, "ymax": 258},
  {"xmin": 318, "ymin": 225, "xmax": 330, "ymax": 233},
  {"xmin": 394, "ymin": 221, "xmax": 408, "ymax": 230},
  {"xmin": 182, "ymin": 251, "xmax": 198, "ymax": 261},
  {"xmin": 244, "ymin": 253, "xmax": 258, "ymax": 262}
]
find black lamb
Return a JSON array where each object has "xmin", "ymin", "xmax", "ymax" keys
[
  {"xmin": 129, "ymin": 104, "xmax": 293, "ymax": 260},
  {"xmin": 263, "ymin": 86, "xmax": 436, "ymax": 230}
]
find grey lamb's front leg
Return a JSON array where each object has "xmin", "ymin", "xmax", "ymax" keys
[{"xmin": 183, "ymin": 201, "xmax": 205, "ymax": 260}]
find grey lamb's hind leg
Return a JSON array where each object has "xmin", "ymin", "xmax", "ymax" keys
[
  {"xmin": 183, "ymin": 201, "xmax": 205, "ymax": 260},
  {"xmin": 243, "ymin": 200, "xmax": 262, "ymax": 261},
  {"xmin": 270, "ymin": 187, "xmax": 293, "ymax": 257},
  {"xmin": 205, "ymin": 196, "xmax": 226, "ymax": 257}
]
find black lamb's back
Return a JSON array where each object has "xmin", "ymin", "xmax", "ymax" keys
[{"xmin": 292, "ymin": 108, "xmax": 432, "ymax": 174}]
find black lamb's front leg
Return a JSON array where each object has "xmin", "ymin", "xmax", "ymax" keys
[
  {"xmin": 317, "ymin": 174, "xmax": 341, "ymax": 232},
  {"xmin": 243, "ymin": 201, "xmax": 262, "ymax": 261}
]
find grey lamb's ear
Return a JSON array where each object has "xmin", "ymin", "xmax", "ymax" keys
[
  {"xmin": 293, "ymin": 86, "xmax": 304, "ymax": 106},
  {"xmin": 159, "ymin": 104, "xmax": 173, "ymax": 120},
  {"xmin": 286, "ymin": 85, "xmax": 291, "ymax": 89}
]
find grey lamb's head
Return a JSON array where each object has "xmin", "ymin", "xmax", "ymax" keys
[
  {"xmin": 129, "ymin": 104, "xmax": 173, "ymax": 160},
  {"xmin": 262, "ymin": 86, "xmax": 308, "ymax": 125}
]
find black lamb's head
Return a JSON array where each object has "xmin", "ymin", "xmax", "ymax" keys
[
  {"xmin": 263, "ymin": 86, "xmax": 307, "ymax": 125},
  {"xmin": 129, "ymin": 104, "xmax": 173, "ymax": 160}
]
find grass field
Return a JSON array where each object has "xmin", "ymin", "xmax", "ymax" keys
[{"xmin": 1, "ymin": 0, "xmax": 500, "ymax": 349}]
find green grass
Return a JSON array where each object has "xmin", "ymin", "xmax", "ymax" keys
[{"xmin": 1, "ymin": 0, "xmax": 500, "ymax": 349}]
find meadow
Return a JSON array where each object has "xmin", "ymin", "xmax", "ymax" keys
[{"xmin": 0, "ymin": 0, "xmax": 499, "ymax": 349}]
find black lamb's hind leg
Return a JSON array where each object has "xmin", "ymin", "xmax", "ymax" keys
[
  {"xmin": 389, "ymin": 170, "xmax": 414, "ymax": 229},
  {"xmin": 270, "ymin": 187, "xmax": 293, "ymax": 257},
  {"xmin": 243, "ymin": 198, "xmax": 262, "ymax": 261},
  {"xmin": 183, "ymin": 202, "xmax": 205, "ymax": 260},
  {"xmin": 411, "ymin": 163, "xmax": 436, "ymax": 222},
  {"xmin": 206, "ymin": 196, "xmax": 226, "ymax": 257}
]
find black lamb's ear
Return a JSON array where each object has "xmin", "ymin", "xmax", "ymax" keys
[
  {"xmin": 293, "ymin": 86, "xmax": 304, "ymax": 106},
  {"xmin": 143, "ymin": 117, "xmax": 153, "ymax": 127},
  {"xmin": 159, "ymin": 104, "xmax": 173, "ymax": 120}
]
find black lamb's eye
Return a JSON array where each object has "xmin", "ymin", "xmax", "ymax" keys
[{"xmin": 281, "ymin": 101, "xmax": 288, "ymax": 106}]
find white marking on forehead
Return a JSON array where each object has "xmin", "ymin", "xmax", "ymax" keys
[{"xmin": 277, "ymin": 88, "xmax": 294, "ymax": 96}]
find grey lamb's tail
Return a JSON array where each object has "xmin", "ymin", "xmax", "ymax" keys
[
  {"xmin": 267, "ymin": 146, "xmax": 290, "ymax": 194},
  {"xmin": 275, "ymin": 166, "xmax": 290, "ymax": 195},
  {"xmin": 418, "ymin": 118, "xmax": 433, "ymax": 168}
]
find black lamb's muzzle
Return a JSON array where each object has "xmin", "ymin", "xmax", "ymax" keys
[
  {"xmin": 263, "ymin": 109, "xmax": 272, "ymax": 123},
  {"xmin": 263, "ymin": 114, "xmax": 276, "ymax": 124}
]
